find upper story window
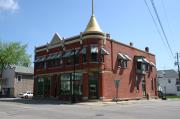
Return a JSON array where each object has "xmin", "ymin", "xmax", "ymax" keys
[
  {"xmin": 117, "ymin": 53, "xmax": 131, "ymax": 68},
  {"xmin": 79, "ymin": 47, "xmax": 87, "ymax": 63},
  {"xmin": 136, "ymin": 56, "xmax": 150, "ymax": 73},
  {"xmin": 34, "ymin": 56, "xmax": 46, "ymax": 63},
  {"xmin": 176, "ymin": 78, "xmax": 180, "ymax": 85},
  {"xmin": 34, "ymin": 56, "xmax": 47, "ymax": 69},
  {"xmin": 63, "ymin": 49, "xmax": 80, "ymax": 66},
  {"xmin": 35, "ymin": 62, "xmax": 46, "ymax": 69},
  {"xmin": 17, "ymin": 75, "xmax": 22, "ymax": 82},
  {"xmin": 90, "ymin": 46, "xmax": 98, "ymax": 62},
  {"xmin": 100, "ymin": 47, "xmax": 110, "ymax": 63}
]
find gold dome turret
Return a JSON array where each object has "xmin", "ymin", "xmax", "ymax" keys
[{"xmin": 85, "ymin": 0, "xmax": 102, "ymax": 32}]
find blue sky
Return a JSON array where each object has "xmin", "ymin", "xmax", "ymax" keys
[{"xmin": 0, "ymin": 0, "xmax": 180, "ymax": 70}]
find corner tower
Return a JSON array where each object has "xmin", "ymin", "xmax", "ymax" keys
[{"xmin": 85, "ymin": 0, "xmax": 102, "ymax": 32}]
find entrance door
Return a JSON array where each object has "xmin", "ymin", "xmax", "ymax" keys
[
  {"xmin": 88, "ymin": 72, "xmax": 99, "ymax": 99},
  {"xmin": 142, "ymin": 77, "xmax": 146, "ymax": 97}
]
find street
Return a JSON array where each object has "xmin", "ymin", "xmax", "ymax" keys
[{"xmin": 0, "ymin": 99, "xmax": 180, "ymax": 119}]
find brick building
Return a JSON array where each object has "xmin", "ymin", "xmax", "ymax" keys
[{"xmin": 34, "ymin": 1, "xmax": 157, "ymax": 101}]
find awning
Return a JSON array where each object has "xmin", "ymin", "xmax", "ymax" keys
[
  {"xmin": 101, "ymin": 48, "xmax": 110, "ymax": 55},
  {"xmin": 150, "ymin": 62, "xmax": 156, "ymax": 67},
  {"xmin": 63, "ymin": 50, "xmax": 73, "ymax": 58},
  {"xmin": 124, "ymin": 54, "xmax": 132, "ymax": 61},
  {"xmin": 118, "ymin": 53, "xmax": 131, "ymax": 60},
  {"xmin": 143, "ymin": 58, "xmax": 150, "ymax": 64},
  {"xmin": 136, "ymin": 57, "xmax": 150, "ymax": 64},
  {"xmin": 91, "ymin": 47, "xmax": 98, "ymax": 53},
  {"xmin": 34, "ymin": 56, "xmax": 46, "ymax": 63},
  {"xmin": 80, "ymin": 47, "xmax": 86, "ymax": 54},
  {"xmin": 47, "ymin": 53, "xmax": 62, "ymax": 60},
  {"xmin": 63, "ymin": 49, "xmax": 80, "ymax": 58},
  {"xmin": 56, "ymin": 53, "xmax": 62, "ymax": 59}
]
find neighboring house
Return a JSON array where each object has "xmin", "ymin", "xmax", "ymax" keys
[
  {"xmin": 1, "ymin": 65, "xmax": 34, "ymax": 97},
  {"xmin": 34, "ymin": 1, "xmax": 157, "ymax": 102},
  {"xmin": 157, "ymin": 70, "xmax": 180, "ymax": 96}
]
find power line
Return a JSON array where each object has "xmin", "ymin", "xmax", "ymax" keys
[
  {"xmin": 143, "ymin": 0, "xmax": 174, "ymax": 61},
  {"xmin": 149, "ymin": 0, "xmax": 174, "ymax": 59}
]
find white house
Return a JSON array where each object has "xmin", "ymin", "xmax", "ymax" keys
[{"xmin": 157, "ymin": 70, "xmax": 180, "ymax": 96}]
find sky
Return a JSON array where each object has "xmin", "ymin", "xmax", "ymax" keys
[{"xmin": 0, "ymin": 0, "xmax": 180, "ymax": 70}]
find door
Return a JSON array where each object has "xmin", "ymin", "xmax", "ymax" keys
[
  {"xmin": 142, "ymin": 77, "xmax": 146, "ymax": 97},
  {"xmin": 88, "ymin": 72, "xmax": 99, "ymax": 99}
]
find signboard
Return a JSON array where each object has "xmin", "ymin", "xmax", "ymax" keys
[{"xmin": 114, "ymin": 79, "xmax": 120, "ymax": 88}]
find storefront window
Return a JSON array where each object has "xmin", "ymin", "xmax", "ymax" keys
[
  {"xmin": 37, "ymin": 77, "xmax": 44, "ymax": 96},
  {"xmin": 61, "ymin": 73, "xmax": 71, "ymax": 95},
  {"xmin": 44, "ymin": 77, "xmax": 50, "ymax": 96},
  {"xmin": 60, "ymin": 73, "xmax": 82, "ymax": 96},
  {"xmin": 73, "ymin": 73, "xmax": 82, "ymax": 95}
]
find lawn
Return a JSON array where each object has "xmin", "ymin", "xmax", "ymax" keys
[{"xmin": 166, "ymin": 96, "xmax": 180, "ymax": 99}]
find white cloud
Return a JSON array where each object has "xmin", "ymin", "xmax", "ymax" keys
[{"xmin": 0, "ymin": 0, "xmax": 19, "ymax": 12}]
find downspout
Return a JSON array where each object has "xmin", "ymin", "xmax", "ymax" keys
[{"xmin": 110, "ymin": 40, "xmax": 113, "ymax": 71}]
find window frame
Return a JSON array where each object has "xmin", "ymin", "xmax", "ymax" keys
[
  {"xmin": 90, "ymin": 46, "xmax": 99, "ymax": 62},
  {"xmin": 118, "ymin": 59, "xmax": 128, "ymax": 68}
]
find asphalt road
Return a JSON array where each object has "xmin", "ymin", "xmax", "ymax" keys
[{"xmin": 0, "ymin": 98, "xmax": 180, "ymax": 119}]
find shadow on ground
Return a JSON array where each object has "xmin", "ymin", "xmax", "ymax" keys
[{"xmin": 0, "ymin": 98, "xmax": 74, "ymax": 105}]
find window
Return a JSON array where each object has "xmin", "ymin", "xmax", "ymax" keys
[
  {"xmin": 137, "ymin": 62, "xmax": 142, "ymax": 70},
  {"xmin": 118, "ymin": 59, "xmax": 127, "ymax": 68},
  {"xmin": 75, "ymin": 55, "xmax": 79, "ymax": 65},
  {"xmin": 90, "ymin": 46, "xmax": 98, "ymax": 62},
  {"xmin": 60, "ymin": 73, "xmax": 82, "ymax": 95},
  {"xmin": 100, "ymin": 48, "xmax": 109, "ymax": 63},
  {"xmin": 17, "ymin": 75, "xmax": 22, "ymax": 82},
  {"xmin": 47, "ymin": 60, "xmax": 57, "ymax": 67},
  {"xmin": 82, "ymin": 54, "xmax": 86, "ymax": 63},
  {"xmin": 61, "ymin": 73, "xmax": 71, "ymax": 95},
  {"xmin": 81, "ymin": 48, "xmax": 87, "ymax": 63},
  {"xmin": 177, "ymin": 86, "xmax": 180, "ymax": 92},
  {"xmin": 37, "ymin": 77, "xmax": 44, "ymax": 96},
  {"xmin": 168, "ymin": 79, "xmax": 171, "ymax": 84},
  {"xmin": 151, "ymin": 79, "xmax": 154, "ymax": 90},
  {"xmin": 73, "ymin": 73, "xmax": 82, "ymax": 95},
  {"xmin": 145, "ymin": 64, "xmax": 150, "ymax": 71},
  {"xmin": 66, "ymin": 56, "xmax": 74, "ymax": 65},
  {"xmin": 136, "ymin": 57, "xmax": 150, "ymax": 72},
  {"xmin": 65, "ymin": 49, "xmax": 80, "ymax": 65},
  {"xmin": 176, "ymin": 78, "xmax": 180, "ymax": 85},
  {"xmin": 36, "ymin": 62, "xmax": 46, "ymax": 69}
]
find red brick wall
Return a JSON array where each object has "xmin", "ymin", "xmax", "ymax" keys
[
  {"xmin": 101, "ymin": 39, "xmax": 157, "ymax": 100},
  {"xmin": 34, "ymin": 34, "xmax": 157, "ymax": 100}
]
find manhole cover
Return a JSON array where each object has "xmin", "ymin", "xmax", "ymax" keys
[{"xmin": 96, "ymin": 114, "xmax": 104, "ymax": 116}]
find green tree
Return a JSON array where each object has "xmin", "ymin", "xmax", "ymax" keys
[{"xmin": 0, "ymin": 41, "xmax": 31, "ymax": 73}]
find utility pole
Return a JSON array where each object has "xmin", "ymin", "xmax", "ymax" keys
[{"xmin": 175, "ymin": 53, "xmax": 180, "ymax": 82}]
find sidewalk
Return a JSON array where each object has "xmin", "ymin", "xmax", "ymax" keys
[{"xmin": 77, "ymin": 99, "xmax": 162, "ymax": 106}]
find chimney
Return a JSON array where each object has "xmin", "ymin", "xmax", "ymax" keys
[
  {"xmin": 145, "ymin": 47, "xmax": 149, "ymax": 52},
  {"xmin": 129, "ymin": 42, "xmax": 133, "ymax": 47},
  {"xmin": 106, "ymin": 34, "xmax": 110, "ymax": 39}
]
